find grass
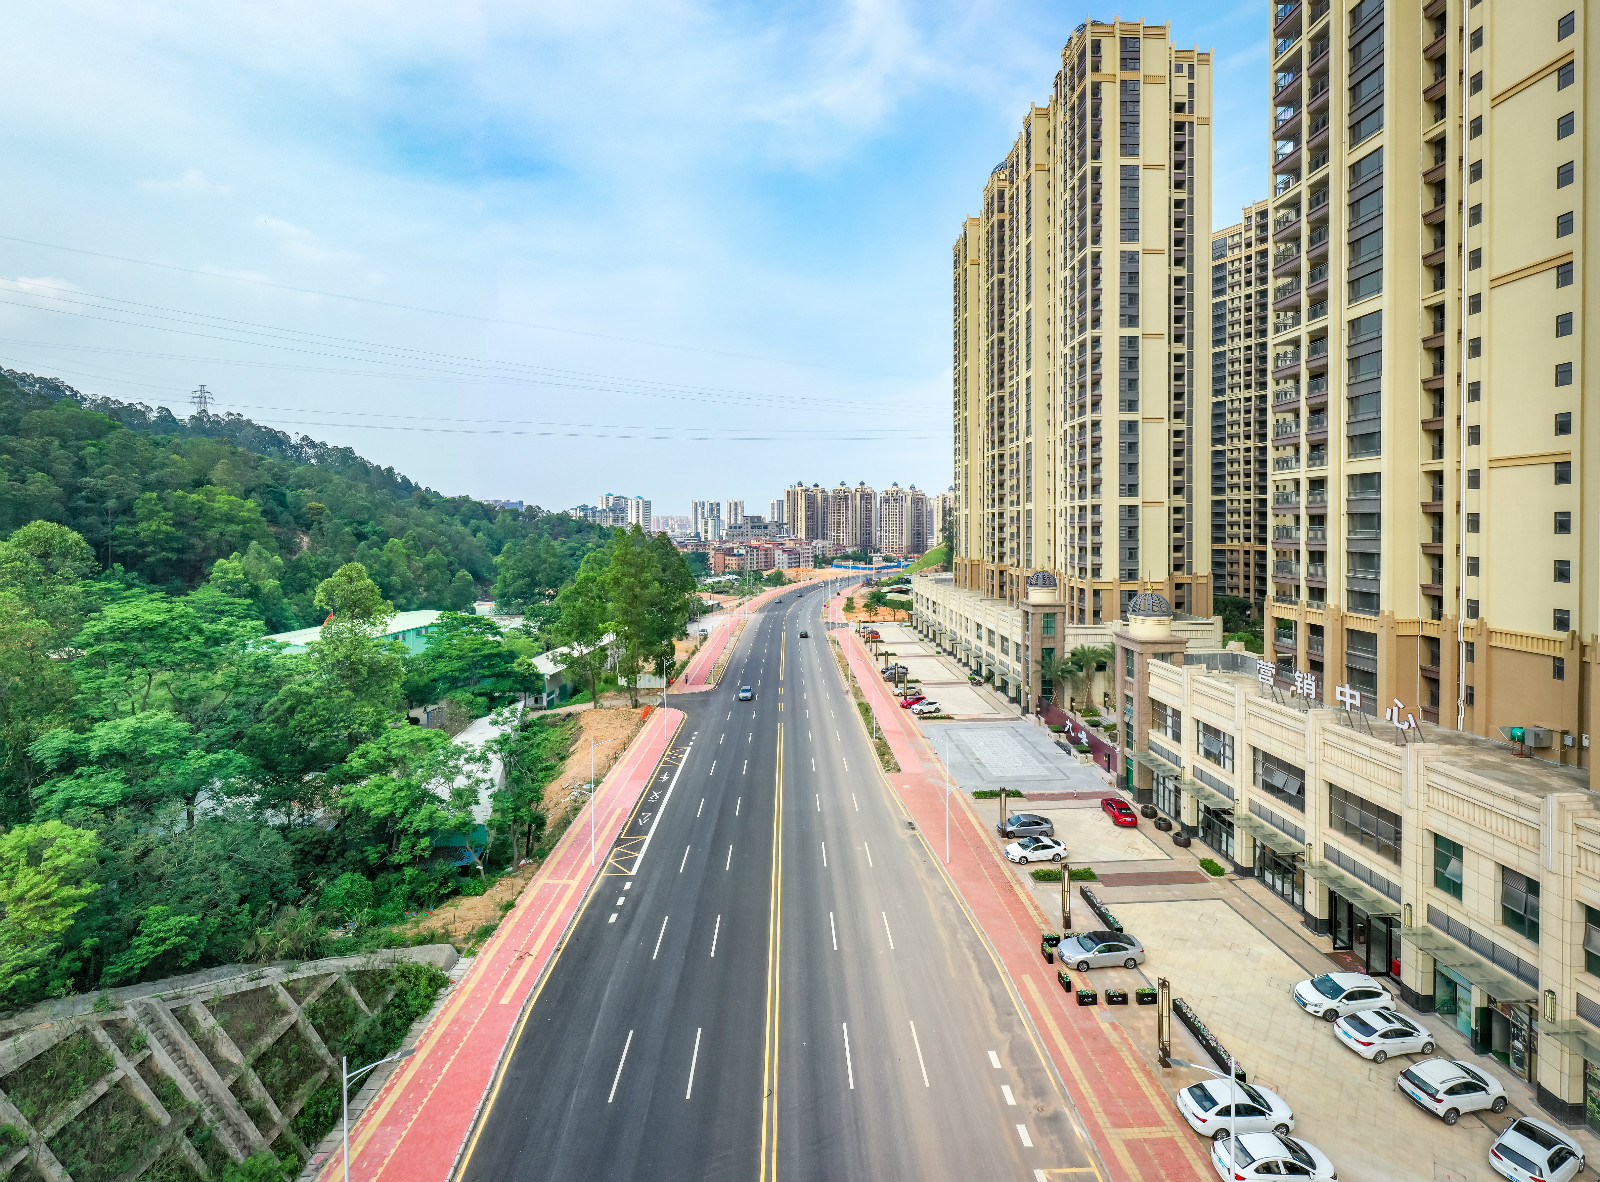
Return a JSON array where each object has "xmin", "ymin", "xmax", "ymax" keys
[
  {"xmin": 1198, "ymin": 858, "xmax": 1228, "ymax": 877},
  {"xmin": 47, "ymin": 1081, "xmax": 155, "ymax": 1182},
  {"xmin": 904, "ymin": 546, "xmax": 946, "ymax": 575},
  {"xmin": 1, "ymin": 1030, "xmax": 114, "ymax": 1125},
  {"xmin": 208, "ymin": 987, "xmax": 285, "ymax": 1054}
]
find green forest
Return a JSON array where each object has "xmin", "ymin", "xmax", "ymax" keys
[{"xmin": 0, "ymin": 370, "xmax": 697, "ymax": 1013}]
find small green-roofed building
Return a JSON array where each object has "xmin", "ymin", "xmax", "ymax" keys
[{"xmin": 264, "ymin": 609, "xmax": 443, "ymax": 654}]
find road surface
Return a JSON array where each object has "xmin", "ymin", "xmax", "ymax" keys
[{"xmin": 457, "ymin": 579, "xmax": 1104, "ymax": 1182}]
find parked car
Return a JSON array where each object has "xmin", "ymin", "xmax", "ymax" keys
[
  {"xmin": 1490, "ymin": 1117, "xmax": 1585, "ymax": 1182},
  {"xmin": 997, "ymin": 813, "xmax": 1053, "ymax": 839},
  {"xmin": 1211, "ymin": 1132, "xmax": 1336, "ymax": 1180},
  {"xmin": 1292, "ymin": 972, "xmax": 1392, "ymax": 1021},
  {"xmin": 898, "ymin": 693, "xmax": 926, "ymax": 708},
  {"xmin": 738, "ymin": 686, "xmax": 753, "ymax": 701},
  {"xmin": 1333, "ymin": 1008, "xmax": 1435, "ymax": 1063},
  {"xmin": 1101, "ymin": 797, "xmax": 1138, "ymax": 826},
  {"xmin": 881, "ymin": 664, "xmax": 907, "ymax": 676},
  {"xmin": 1177, "ymin": 1078, "xmax": 1294, "ymax": 1141},
  {"xmin": 1396, "ymin": 1058, "xmax": 1507, "ymax": 1124},
  {"xmin": 910, "ymin": 701, "xmax": 941, "ymax": 716},
  {"xmin": 1058, "ymin": 930, "xmax": 1144, "ymax": 971},
  {"xmin": 1003, "ymin": 836, "xmax": 1066, "ymax": 864}
]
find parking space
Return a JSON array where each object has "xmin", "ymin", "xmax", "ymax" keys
[
  {"xmin": 1024, "ymin": 799, "xmax": 1174, "ymax": 864},
  {"xmin": 922, "ymin": 720, "xmax": 1107, "ymax": 794}
]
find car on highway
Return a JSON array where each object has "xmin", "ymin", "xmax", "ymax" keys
[
  {"xmin": 898, "ymin": 693, "xmax": 926, "ymax": 708},
  {"xmin": 1211, "ymin": 1132, "xmax": 1336, "ymax": 1180},
  {"xmin": 1490, "ymin": 1117, "xmax": 1585, "ymax": 1182},
  {"xmin": 1058, "ymin": 930, "xmax": 1145, "ymax": 971},
  {"xmin": 1176, "ymin": 1077, "xmax": 1295, "ymax": 1142},
  {"xmin": 799, "ymin": 630, "xmax": 809, "ymax": 638},
  {"xmin": 1003, "ymin": 836, "xmax": 1065, "ymax": 864},
  {"xmin": 1396, "ymin": 1058, "xmax": 1507, "ymax": 1124},
  {"xmin": 910, "ymin": 701, "xmax": 941, "ymax": 716},
  {"xmin": 997, "ymin": 812, "xmax": 1053, "ymax": 839},
  {"xmin": 1101, "ymin": 797, "xmax": 1138, "ymax": 826},
  {"xmin": 1292, "ymin": 972, "xmax": 1392, "ymax": 1020},
  {"xmin": 1332, "ymin": 1008, "xmax": 1435, "ymax": 1063},
  {"xmin": 738, "ymin": 686, "xmax": 753, "ymax": 701}
]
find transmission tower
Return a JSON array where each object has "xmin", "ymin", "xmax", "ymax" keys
[{"xmin": 190, "ymin": 384, "xmax": 215, "ymax": 414}]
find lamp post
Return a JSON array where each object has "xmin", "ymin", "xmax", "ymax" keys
[
  {"xmin": 572, "ymin": 735, "xmax": 623, "ymax": 867},
  {"xmin": 343, "ymin": 1049, "xmax": 416, "ymax": 1182},
  {"xmin": 1160, "ymin": 1055, "xmax": 1244, "ymax": 1161},
  {"xmin": 1061, "ymin": 856, "xmax": 1071, "ymax": 931}
]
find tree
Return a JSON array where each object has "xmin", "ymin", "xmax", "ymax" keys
[
  {"xmin": 552, "ymin": 550, "xmax": 611, "ymax": 704},
  {"xmin": 865, "ymin": 588, "xmax": 889, "ymax": 619},
  {"xmin": 403, "ymin": 612, "xmax": 539, "ymax": 708},
  {"xmin": 308, "ymin": 564, "xmax": 405, "ymax": 743},
  {"xmin": 939, "ymin": 512, "xmax": 956, "ymax": 572},
  {"xmin": 1065, "ymin": 645, "xmax": 1113, "ymax": 707},
  {"xmin": 1035, "ymin": 651, "xmax": 1069, "ymax": 703},
  {"xmin": 337, "ymin": 726, "xmax": 489, "ymax": 873},
  {"xmin": 0, "ymin": 820, "xmax": 100, "ymax": 1004}
]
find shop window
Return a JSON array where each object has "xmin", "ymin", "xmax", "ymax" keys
[
  {"xmin": 1501, "ymin": 867, "xmax": 1541, "ymax": 944},
  {"xmin": 1253, "ymin": 747, "xmax": 1306, "ymax": 812},
  {"xmin": 1328, "ymin": 783, "xmax": 1401, "ymax": 864},
  {"xmin": 1151, "ymin": 699, "xmax": 1182, "ymax": 742},
  {"xmin": 1197, "ymin": 721, "xmax": 1235, "ymax": 771},
  {"xmin": 1434, "ymin": 834, "xmax": 1464, "ymax": 899}
]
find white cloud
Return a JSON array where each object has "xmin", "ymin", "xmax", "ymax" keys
[
  {"xmin": 138, "ymin": 167, "xmax": 231, "ymax": 195},
  {"xmin": 12, "ymin": 276, "xmax": 82, "ymax": 298}
]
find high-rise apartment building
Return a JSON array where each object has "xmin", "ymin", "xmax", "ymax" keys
[
  {"xmin": 877, "ymin": 483, "xmax": 930, "ymax": 557},
  {"xmin": 725, "ymin": 500, "xmax": 745, "ymax": 527},
  {"xmin": 784, "ymin": 482, "xmax": 826, "ymax": 541},
  {"xmin": 769, "ymin": 498, "xmax": 785, "ymax": 526},
  {"xmin": 627, "ymin": 497, "xmax": 651, "ymax": 530},
  {"xmin": 690, "ymin": 500, "xmax": 722, "ymax": 541},
  {"xmin": 1210, "ymin": 200, "xmax": 1273, "ymax": 603},
  {"xmin": 828, "ymin": 481, "xmax": 875, "ymax": 551},
  {"xmin": 1263, "ymin": 0, "xmax": 1593, "ymax": 760}
]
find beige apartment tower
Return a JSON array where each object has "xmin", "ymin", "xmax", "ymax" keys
[
  {"xmin": 1210, "ymin": 200, "xmax": 1273, "ymax": 603},
  {"xmin": 1263, "ymin": 0, "xmax": 1593, "ymax": 766}
]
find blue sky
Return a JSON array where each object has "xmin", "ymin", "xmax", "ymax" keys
[{"xmin": 0, "ymin": 1, "xmax": 1268, "ymax": 516}]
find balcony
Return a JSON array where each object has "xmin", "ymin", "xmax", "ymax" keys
[
  {"xmin": 1423, "ymin": 32, "xmax": 1447, "ymax": 60},
  {"xmin": 1274, "ymin": 561, "xmax": 1301, "ymax": 580},
  {"xmin": 1424, "ymin": 72, "xmax": 1449, "ymax": 102},
  {"xmin": 1274, "ymin": 0, "xmax": 1302, "ymax": 38},
  {"xmin": 1307, "ymin": 112, "xmax": 1330, "ymax": 151},
  {"xmin": 1273, "ymin": 526, "xmax": 1302, "ymax": 542},
  {"xmin": 1272, "ymin": 491, "xmax": 1301, "ymax": 510},
  {"xmin": 1273, "ymin": 385, "xmax": 1301, "ymax": 406},
  {"xmin": 1274, "ymin": 455, "xmax": 1302, "ymax": 472},
  {"xmin": 1305, "ymin": 411, "xmax": 1329, "ymax": 441},
  {"xmin": 1274, "ymin": 634, "xmax": 1298, "ymax": 654},
  {"xmin": 1273, "ymin": 246, "xmax": 1302, "ymax": 276},
  {"xmin": 1306, "ymin": 562, "xmax": 1328, "ymax": 584},
  {"xmin": 1275, "ymin": 106, "xmax": 1303, "ymax": 138},
  {"xmin": 1273, "ymin": 419, "xmax": 1303, "ymax": 442},
  {"xmin": 1305, "ymin": 526, "xmax": 1328, "ymax": 548},
  {"xmin": 1273, "ymin": 349, "xmax": 1302, "ymax": 374},
  {"xmin": 1423, "ymin": 201, "xmax": 1448, "ymax": 226},
  {"xmin": 1306, "ymin": 446, "xmax": 1327, "ymax": 468}
]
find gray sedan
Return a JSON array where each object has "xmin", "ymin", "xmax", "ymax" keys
[{"xmin": 1059, "ymin": 930, "xmax": 1145, "ymax": 971}]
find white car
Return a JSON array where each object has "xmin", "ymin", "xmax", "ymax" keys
[
  {"xmin": 1211, "ymin": 1131, "xmax": 1336, "ymax": 1180},
  {"xmin": 910, "ymin": 701, "xmax": 942, "ymax": 715},
  {"xmin": 1333, "ymin": 1008, "xmax": 1434, "ymax": 1063},
  {"xmin": 1003, "ymin": 836, "xmax": 1066, "ymax": 864},
  {"xmin": 1490, "ymin": 1117, "xmax": 1585, "ymax": 1182},
  {"xmin": 1292, "ymin": 972, "xmax": 1392, "ymax": 1021},
  {"xmin": 1396, "ymin": 1058, "xmax": 1507, "ymax": 1124},
  {"xmin": 1177, "ymin": 1077, "xmax": 1294, "ymax": 1142}
]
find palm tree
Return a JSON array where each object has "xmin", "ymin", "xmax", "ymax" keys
[
  {"xmin": 1036, "ymin": 651, "xmax": 1069, "ymax": 703},
  {"xmin": 1065, "ymin": 644, "xmax": 1113, "ymax": 707}
]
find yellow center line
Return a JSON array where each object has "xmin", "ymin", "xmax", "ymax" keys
[{"xmin": 759, "ymin": 721, "xmax": 785, "ymax": 1182}]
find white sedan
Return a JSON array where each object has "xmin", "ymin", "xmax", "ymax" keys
[
  {"xmin": 1333, "ymin": 1008, "xmax": 1435, "ymax": 1063},
  {"xmin": 1004, "ymin": 836, "xmax": 1066, "ymax": 864},
  {"xmin": 1292, "ymin": 972, "xmax": 1392, "ymax": 1020},
  {"xmin": 1397, "ymin": 1058, "xmax": 1507, "ymax": 1124},
  {"xmin": 1177, "ymin": 1077, "xmax": 1294, "ymax": 1141},
  {"xmin": 1211, "ymin": 1132, "xmax": 1336, "ymax": 1180}
]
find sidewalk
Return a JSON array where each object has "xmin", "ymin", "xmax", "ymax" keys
[
  {"xmin": 313, "ymin": 708, "xmax": 685, "ymax": 1182},
  {"xmin": 831, "ymin": 595, "xmax": 1212, "ymax": 1182}
]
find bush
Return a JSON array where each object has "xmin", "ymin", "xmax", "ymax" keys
[
  {"xmin": 1199, "ymin": 858, "xmax": 1227, "ymax": 877},
  {"xmin": 1069, "ymin": 866, "xmax": 1098, "ymax": 881},
  {"xmin": 971, "ymin": 788, "xmax": 1026, "ymax": 800},
  {"xmin": 459, "ymin": 876, "xmax": 487, "ymax": 897},
  {"xmin": 1030, "ymin": 867, "xmax": 1063, "ymax": 882},
  {"xmin": 321, "ymin": 872, "xmax": 375, "ymax": 919}
]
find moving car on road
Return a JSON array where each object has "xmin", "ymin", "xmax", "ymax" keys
[
  {"xmin": 1396, "ymin": 1058, "xmax": 1507, "ymax": 1124},
  {"xmin": 1059, "ymin": 930, "xmax": 1144, "ymax": 971},
  {"xmin": 997, "ymin": 812, "xmax": 1053, "ymax": 839},
  {"xmin": 1003, "ymin": 836, "xmax": 1066, "ymax": 864},
  {"xmin": 738, "ymin": 686, "xmax": 753, "ymax": 701},
  {"xmin": 1101, "ymin": 797, "xmax": 1138, "ymax": 826},
  {"xmin": 1211, "ymin": 1132, "xmax": 1336, "ymax": 1180},
  {"xmin": 1490, "ymin": 1117, "xmax": 1584, "ymax": 1182},
  {"xmin": 1292, "ymin": 972, "xmax": 1392, "ymax": 1020},
  {"xmin": 1177, "ymin": 1078, "xmax": 1295, "ymax": 1141},
  {"xmin": 1332, "ymin": 1008, "xmax": 1435, "ymax": 1063}
]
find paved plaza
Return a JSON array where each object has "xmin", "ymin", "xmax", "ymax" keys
[{"xmin": 921, "ymin": 719, "xmax": 1110, "ymax": 795}]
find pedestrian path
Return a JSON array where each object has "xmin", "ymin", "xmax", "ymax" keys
[
  {"xmin": 313, "ymin": 709, "xmax": 685, "ymax": 1182},
  {"xmin": 831, "ymin": 597, "xmax": 1211, "ymax": 1182}
]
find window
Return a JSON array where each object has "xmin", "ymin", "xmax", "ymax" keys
[
  {"xmin": 1502, "ymin": 867, "xmax": 1540, "ymax": 944},
  {"xmin": 1467, "ymin": 513, "xmax": 1480, "ymax": 532},
  {"xmin": 1465, "ymin": 684, "xmax": 1475, "ymax": 704},
  {"xmin": 1556, "ymin": 511, "xmax": 1572, "ymax": 534},
  {"xmin": 1557, "ymin": 262, "xmax": 1573, "ymax": 287},
  {"xmin": 1349, "ymin": 189, "xmax": 1382, "ymax": 223},
  {"xmin": 1559, "ymin": 62, "xmax": 1575, "ymax": 89},
  {"xmin": 1558, "ymin": 162, "xmax": 1575, "ymax": 187},
  {"xmin": 1469, "ymin": 27, "xmax": 1482, "ymax": 50},
  {"xmin": 999, "ymin": 636, "xmax": 1010, "ymax": 656},
  {"xmin": 1469, "ymin": 293, "xmax": 1481, "ymax": 314},
  {"xmin": 1349, "ymin": 429, "xmax": 1381, "ymax": 457},
  {"xmin": 1348, "ymin": 310, "xmax": 1382, "ymax": 343},
  {"xmin": 1253, "ymin": 748, "xmax": 1306, "ymax": 812},
  {"xmin": 1558, "ymin": 212, "xmax": 1574, "ymax": 237},
  {"xmin": 1470, "ymin": 116, "xmax": 1482, "ymax": 139},
  {"xmin": 1557, "ymin": 312, "xmax": 1573, "ymax": 336},
  {"xmin": 1468, "ymin": 381, "xmax": 1481, "ymax": 402},
  {"xmin": 1467, "ymin": 556, "xmax": 1480, "ymax": 575},
  {"xmin": 1585, "ymin": 907, "xmax": 1600, "ymax": 977},
  {"xmin": 1349, "ymin": 149, "xmax": 1382, "ymax": 186},
  {"xmin": 1465, "ymin": 641, "xmax": 1475, "ymax": 662},
  {"xmin": 1349, "ymin": 272, "xmax": 1383, "ymax": 301},
  {"xmin": 1434, "ymin": 834, "xmax": 1464, "ymax": 899},
  {"xmin": 1556, "ymin": 410, "xmax": 1573, "ymax": 434},
  {"xmin": 1470, "ymin": 71, "xmax": 1483, "ymax": 95},
  {"xmin": 1349, "ymin": 229, "xmax": 1383, "ymax": 264},
  {"xmin": 1556, "ymin": 362, "xmax": 1573, "ymax": 386},
  {"xmin": 1468, "ymin": 337, "xmax": 1481, "ymax": 358},
  {"xmin": 1558, "ymin": 112, "xmax": 1575, "ymax": 139},
  {"xmin": 1351, "ymin": 108, "xmax": 1384, "ymax": 145},
  {"xmin": 1469, "ymin": 160, "xmax": 1482, "ymax": 183},
  {"xmin": 1466, "ymin": 598, "xmax": 1479, "ymax": 618},
  {"xmin": 1555, "ymin": 655, "xmax": 1567, "ymax": 679},
  {"xmin": 1328, "ymin": 783, "xmax": 1401, "ymax": 864},
  {"xmin": 1468, "ymin": 425, "xmax": 1480, "ymax": 445},
  {"xmin": 1555, "ymin": 609, "xmax": 1571, "ymax": 632},
  {"xmin": 1349, "ymin": 70, "xmax": 1384, "ymax": 108},
  {"xmin": 1468, "ymin": 203, "xmax": 1482, "ymax": 226},
  {"xmin": 1468, "ymin": 248, "xmax": 1482, "ymax": 270},
  {"xmin": 1467, "ymin": 468, "xmax": 1480, "ymax": 489},
  {"xmin": 1555, "ymin": 460, "xmax": 1572, "ymax": 484},
  {"xmin": 1198, "ymin": 721, "xmax": 1236, "ymax": 772},
  {"xmin": 1151, "ymin": 698, "xmax": 1182, "ymax": 742},
  {"xmin": 1555, "ymin": 560, "xmax": 1571, "ymax": 582},
  {"xmin": 1041, "ymin": 612, "xmax": 1056, "ymax": 636},
  {"xmin": 1558, "ymin": 10, "xmax": 1575, "ymax": 39}
]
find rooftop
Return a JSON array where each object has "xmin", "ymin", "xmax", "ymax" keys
[{"xmin": 264, "ymin": 609, "xmax": 443, "ymax": 651}]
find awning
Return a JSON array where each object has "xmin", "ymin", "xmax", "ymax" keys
[
  {"xmin": 1185, "ymin": 777, "xmax": 1234, "ymax": 811},
  {"xmin": 1400, "ymin": 926, "xmax": 1539, "ymax": 1003},
  {"xmin": 1304, "ymin": 858, "xmax": 1401, "ymax": 918},
  {"xmin": 1132, "ymin": 748, "xmax": 1184, "ymax": 779},
  {"xmin": 1235, "ymin": 813, "xmax": 1303, "ymax": 856},
  {"xmin": 1544, "ymin": 1021, "xmax": 1600, "ymax": 1064}
]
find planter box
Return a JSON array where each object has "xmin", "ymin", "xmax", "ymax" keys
[
  {"xmin": 1078, "ymin": 887, "xmax": 1124, "ymax": 934},
  {"xmin": 1135, "ymin": 988, "xmax": 1158, "ymax": 1006},
  {"xmin": 1041, "ymin": 943, "xmax": 1055, "ymax": 964},
  {"xmin": 1140, "ymin": 804, "xmax": 1158, "ymax": 819},
  {"xmin": 1172, "ymin": 831, "xmax": 1192, "ymax": 848},
  {"xmin": 1153, "ymin": 816, "xmax": 1173, "ymax": 831},
  {"xmin": 1105, "ymin": 989, "xmax": 1129, "ymax": 1006},
  {"xmin": 1075, "ymin": 989, "xmax": 1099, "ymax": 1007},
  {"xmin": 1057, "ymin": 968, "xmax": 1073, "ymax": 992}
]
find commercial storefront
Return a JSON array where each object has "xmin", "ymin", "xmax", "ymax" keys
[{"xmin": 1306, "ymin": 858, "xmax": 1400, "ymax": 978}]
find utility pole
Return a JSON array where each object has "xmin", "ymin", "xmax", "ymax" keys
[{"xmin": 189, "ymin": 384, "xmax": 215, "ymax": 414}]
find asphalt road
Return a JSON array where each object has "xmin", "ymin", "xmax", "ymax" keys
[{"xmin": 458, "ymin": 579, "xmax": 1104, "ymax": 1182}]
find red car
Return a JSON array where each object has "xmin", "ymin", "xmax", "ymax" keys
[
  {"xmin": 1101, "ymin": 797, "xmax": 1138, "ymax": 826},
  {"xmin": 899, "ymin": 693, "xmax": 926, "ymax": 708}
]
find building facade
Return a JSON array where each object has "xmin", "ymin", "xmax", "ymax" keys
[
  {"xmin": 769, "ymin": 498, "xmax": 785, "ymax": 526},
  {"xmin": 827, "ymin": 481, "xmax": 876, "ymax": 552},
  {"xmin": 690, "ymin": 500, "xmax": 722, "ymax": 541},
  {"xmin": 877, "ymin": 483, "xmax": 930, "ymax": 557},
  {"xmin": 1210, "ymin": 200, "xmax": 1273, "ymax": 603},
  {"xmin": 784, "ymin": 482, "xmax": 827, "ymax": 542},
  {"xmin": 725, "ymin": 500, "xmax": 745, "ymax": 528},
  {"xmin": 1262, "ymin": 0, "xmax": 1594, "ymax": 766}
]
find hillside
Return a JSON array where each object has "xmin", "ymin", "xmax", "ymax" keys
[{"xmin": 0, "ymin": 368, "xmax": 613, "ymax": 629}]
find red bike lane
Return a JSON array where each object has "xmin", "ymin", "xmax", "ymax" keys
[
  {"xmin": 314, "ymin": 707, "xmax": 685, "ymax": 1182},
  {"xmin": 833, "ymin": 600, "xmax": 1211, "ymax": 1182}
]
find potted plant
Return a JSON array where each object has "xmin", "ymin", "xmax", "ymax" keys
[
  {"xmin": 1057, "ymin": 968, "xmax": 1073, "ymax": 992},
  {"xmin": 1105, "ymin": 988, "xmax": 1129, "ymax": 1006},
  {"xmin": 1153, "ymin": 815, "xmax": 1173, "ymax": 831},
  {"xmin": 1075, "ymin": 988, "xmax": 1098, "ymax": 1007},
  {"xmin": 1140, "ymin": 804, "xmax": 1158, "ymax": 818},
  {"xmin": 1135, "ymin": 986, "xmax": 1158, "ymax": 1005},
  {"xmin": 1041, "ymin": 933, "xmax": 1062, "ymax": 963}
]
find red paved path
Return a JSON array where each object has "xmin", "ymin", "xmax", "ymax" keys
[
  {"xmin": 829, "ymin": 591, "xmax": 1210, "ymax": 1182},
  {"xmin": 314, "ymin": 708, "xmax": 685, "ymax": 1182}
]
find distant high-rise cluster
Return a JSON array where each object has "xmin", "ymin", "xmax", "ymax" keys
[{"xmin": 565, "ymin": 493, "xmax": 650, "ymax": 529}]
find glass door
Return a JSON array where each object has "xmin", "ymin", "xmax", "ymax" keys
[{"xmin": 1332, "ymin": 894, "xmax": 1352, "ymax": 950}]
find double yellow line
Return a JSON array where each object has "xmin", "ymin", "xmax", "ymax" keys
[{"xmin": 759, "ymin": 720, "xmax": 784, "ymax": 1182}]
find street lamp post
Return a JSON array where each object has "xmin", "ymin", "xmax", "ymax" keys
[
  {"xmin": 1159, "ymin": 1055, "xmax": 1244, "ymax": 1161},
  {"xmin": 571, "ymin": 735, "xmax": 623, "ymax": 867},
  {"xmin": 343, "ymin": 1049, "xmax": 416, "ymax": 1182},
  {"xmin": 1062, "ymin": 855, "xmax": 1071, "ymax": 931}
]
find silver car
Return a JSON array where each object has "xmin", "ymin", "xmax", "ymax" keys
[
  {"xmin": 738, "ymin": 686, "xmax": 753, "ymax": 701},
  {"xmin": 1059, "ymin": 929, "xmax": 1144, "ymax": 971},
  {"xmin": 1397, "ymin": 1058, "xmax": 1507, "ymax": 1124}
]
